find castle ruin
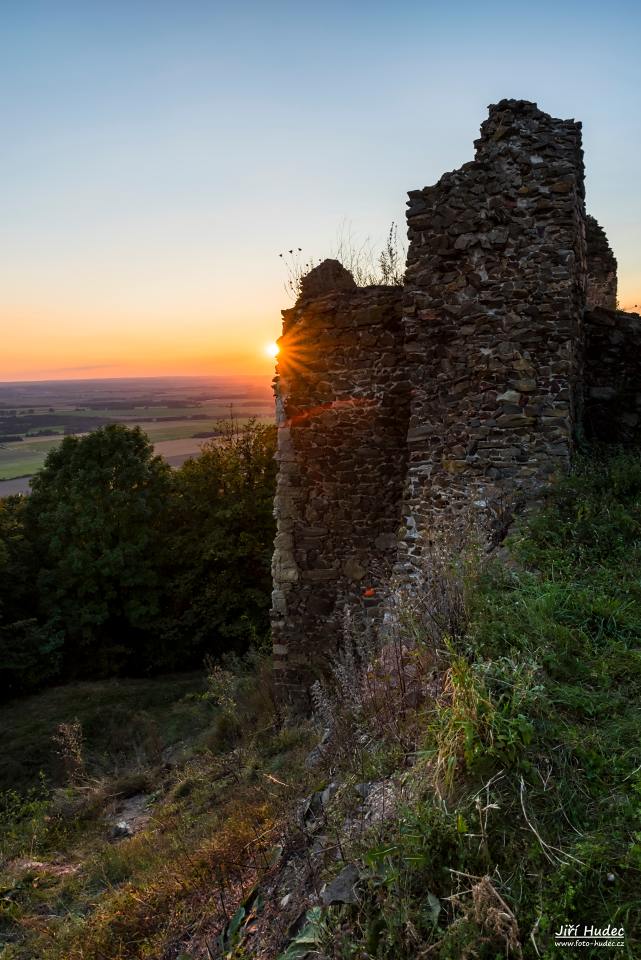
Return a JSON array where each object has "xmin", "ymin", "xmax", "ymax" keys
[{"xmin": 270, "ymin": 99, "xmax": 639, "ymax": 705}]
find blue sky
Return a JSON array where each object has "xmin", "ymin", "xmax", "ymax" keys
[{"xmin": 1, "ymin": 0, "xmax": 640, "ymax": 379}]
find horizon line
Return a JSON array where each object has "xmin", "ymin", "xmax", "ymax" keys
[{"xmin": 0, "ymin": 372, "xmax": 274, "ymax": 387}]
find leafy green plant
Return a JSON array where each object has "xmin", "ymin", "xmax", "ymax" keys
[
  {"xmin": 0, "ymin": 774, "xmax": 51, "ymax": 862},
  {"xmin": 278, "ymin": 907, "xmax": 327, "ymax": 959},
  {"xmin": 217, "ymin": 885, "xmax": 265, "ymax": 958},
  {"xmin": 427, "ymin": 650, "xmax": 539, "ymax": 789}
]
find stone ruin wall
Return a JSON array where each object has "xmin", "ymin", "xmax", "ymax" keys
[
  {"xmin": 582, "ymin": 217, "xmax": 641, "ymax": 443},
  {"xmin": 271, "ymin": 99, "xmax": 639, "ymax": 706},
  {"xmin": 271, "ymin": 276, "xmax": 409, "ymax": 702},
  {"xmin": 584, "ymin": 307, "xmax": 641, "ymax": 444},
  {"xmin": 400, "ymin": 100, "xmax": 587, "ymax": 568},
  {"xmin": 585, "ymin": 215, "xmax": 618, "ymax": 310}
]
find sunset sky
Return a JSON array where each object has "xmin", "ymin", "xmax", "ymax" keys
[{"xmin": 1, "ymin": 0, "xmax": 640, "ymax": 382}]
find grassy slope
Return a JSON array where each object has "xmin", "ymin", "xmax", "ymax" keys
[
  {"xmin": 0, "ymin": 674, "xmax": 211, "ymax": 793},
  {"xmin": 0, "ymin": 661, "xmax": 315, "ymax": 960},
  {"xmin": 322, "ymin": 452, "xmax": 641, "ymax": 959},
  {"xmin": 1, "ymin": 452, "xmax": 641, "ymax": 959}
]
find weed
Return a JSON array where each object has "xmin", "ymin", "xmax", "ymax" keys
[
  {"xmin": 280, "ymin": 220, "xmax": 407, "ymax": 300},
  {"xmin": 51, "ymin": 719, "xmax": 85, "ymax": 785},
  {"xmin": 333, "ymin": 220, "xmax": 406, "ymax": 287},
  {"xmin": 278, "ymin": 249, "xmax": 321, "ymax": 300},
  {"xmin": 0, "ymin": 774, "xmax": 51, "ymax": 863}
]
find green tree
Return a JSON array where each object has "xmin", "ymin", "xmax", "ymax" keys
[
  {"xmin": 165, "ymin": 419, "xmax": 277, "ymax": 658},
  {"xmin": 0, "ymin": 495, "xmax": 60, "ymax": 698},
  {"xmin": 26, "ymin": 425, "xmax": 172, "ymax": 676}
]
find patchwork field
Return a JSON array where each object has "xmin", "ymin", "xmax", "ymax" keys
[
  {"xmin": 0, "ymin": 377, "xmax": 274, "ymax": 496},
  {"xmin": 0, "ymin": 375, "xmax": 274, "ymax": 493}
]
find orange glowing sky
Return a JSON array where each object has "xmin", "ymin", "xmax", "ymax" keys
[
  {"xmin": 0, "ymin": 266, "xmax": 284, "ymax": 381},
  {"xmin": 1, "ymin": 2, "xmax": 640, "ymax": 382}
]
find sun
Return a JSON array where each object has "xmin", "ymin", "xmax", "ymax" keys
[{"xmin": 264, "ymin": 341, "xmax": 280, "ymax": 358}]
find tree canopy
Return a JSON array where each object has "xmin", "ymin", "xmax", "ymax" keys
[
  {"xmin": 165, "ymin": 420, "xmax": 277, "ymax": 656},
  {"xmin": 0, "ymin": 420, "xmax": 277, "ymax": 698}
]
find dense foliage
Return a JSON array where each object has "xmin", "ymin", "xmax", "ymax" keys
[
  {"xmin": 0, "ymin": 421, "xmax": 276, "ymax": 698},
  {"xmin": 163, "ymin": 421, "xmax": 277, "ymax": 657},
  {"xmin": 0, "ymin": 496, "xmax": 60, "ymax": 697}
]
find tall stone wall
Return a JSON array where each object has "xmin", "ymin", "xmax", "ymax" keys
[
  {"xmin": 584, "ymin": 307, "xmax": 641, "ymax": 443},
  {"xmin": 400, "ymin": 99, "xmax": 587, "ymax": 564},
  {"xmin": 271, "ymin": 274, "xmax": 409, "ymax": 704},
  {"xmin": 585, "ymin": 215, "xmax": 618, "ymax": 310}
]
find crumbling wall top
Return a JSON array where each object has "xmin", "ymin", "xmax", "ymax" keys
[
  {"xmin": 585, "ymin": 215, "xmax": 618, "ymax": 310},
  {"xmin": 297, "ymin": 259, "xmax": 356, "ymax": 303},
  {"xmin": 473, "ymin": 99, "xmax": 585, "ymax": 199}
]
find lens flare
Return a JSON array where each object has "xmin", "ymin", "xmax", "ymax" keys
[{"xmin": 264, "ymin": 341, "xmax": 279, "ymax": 358}]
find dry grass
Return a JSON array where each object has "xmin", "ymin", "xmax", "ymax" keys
[{"xmin": 0, "ymin": 657, "xmax": 315, "ymax": 960}]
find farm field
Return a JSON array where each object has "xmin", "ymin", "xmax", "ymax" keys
[
  {"xmin": 0, "ymin": 375, "xmax": 274, "ymax": 489},
  {"xmin": 0, "ymin": 437, "xmax": 62, "ymax": 480}
]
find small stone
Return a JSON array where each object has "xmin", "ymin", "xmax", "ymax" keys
[
  {"xmin": 321, "ymin": 864, "xmax": 360, "ymax": 906},
  {"xmin": 441, "ymin": 459, "xmax": 467, "ymax": 474},
  {"xmin": 549, "ymin": 179, "xmax": 573, "ymax": 193},
  {"xmin": 374, "ymin": 532, "xmax": 397, "ymax": 551},
  {"xmin": 110, "ymin": 821, "xmax": 133, "ymax": 840},
  {"xmin": 496, "ymin": 413, "xmax": 535, "ymax": 428},
  {"xmin": 343, "ymin": 557, "xmax": 366, "ymax": 581},
  {"xmin": 513, "ymin": 357, "xmax": 535, "ymax": 372},
  {"xmin": 304, "ymin": 747, "xmax": 324, "ymax": 769},
  {"xmin": 497, "ymin": 390, "xmax": 521, "ymax": 403},
  {"xmin": 321, "ymin": 782, "xmax": 339, "ymax": 807},
  {"xmin": 511, "ymin": 379, "xmax": 536, "ymax": 392}
]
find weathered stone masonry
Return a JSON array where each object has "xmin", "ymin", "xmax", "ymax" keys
[
  {"xmin": 400, "ymin": 100, "xmax": 587, "ymax": 565},
  {"xmin": 271, "ymin": 99, "xmax": 640, "ymax": 704},
  {"xmin": 271, "ymin": 274, "xmax": 409, "ymax": 700},
  {"xmin": 585, "ymin": 215, "xmax": 617, "ymax": 310},
  {"xmin": 584, "ymin": 307, "xmax": 641, "ymax": 444}
]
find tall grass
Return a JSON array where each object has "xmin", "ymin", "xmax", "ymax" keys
[{"xmin": 280, "ymin": 220, "xmax": 407, "ymax": 299}]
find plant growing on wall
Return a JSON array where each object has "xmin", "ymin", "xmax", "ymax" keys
[{"xmin": 279, "ymin": 221, "xmax": 406, "ymax": 298}]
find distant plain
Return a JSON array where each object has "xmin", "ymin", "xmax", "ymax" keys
[{"xmin": 0, "ymin": 375, "xmax": 274, "ymax": 495}]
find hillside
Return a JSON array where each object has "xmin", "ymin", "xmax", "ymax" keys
[{"xmin": 1, "ymin": 450, "xmax": 640, "ymax": 958}]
